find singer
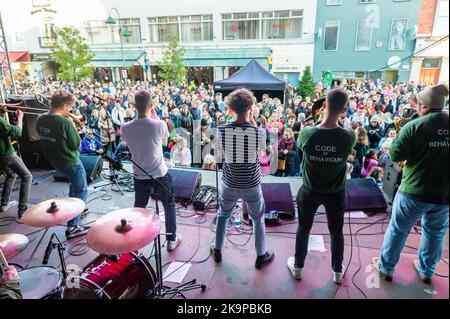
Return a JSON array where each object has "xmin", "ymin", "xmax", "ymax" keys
[
  {"xmin": 121, "ymin": 90, "xmax": 181, "ymax": 251},
  {"xmin": 36, "ymin": 90, "xmax": 89, "ymax": 239}
]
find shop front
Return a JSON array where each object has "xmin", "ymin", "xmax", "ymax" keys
[{"xmin": 89, "ymin": 50, "xmax": 146, "ymax": 82}]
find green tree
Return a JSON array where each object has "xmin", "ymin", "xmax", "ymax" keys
[
  {"xmin": 297, "ymin": 66, "xmax": 316, "ymax": 99},
  {"xmin": 158, "ymin": 36, "xmax": 186, "ymax": 84},
  {"xmin": 51, "ymin": 26, "xmax": 94, "ymax": 81}
]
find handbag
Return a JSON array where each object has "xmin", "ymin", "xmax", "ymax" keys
[{"xmin": 277, "ymin": 158, "xmax": 286, "ymax": 171}]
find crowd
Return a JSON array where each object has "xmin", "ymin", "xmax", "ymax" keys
[{"xmin": 12, "ymin": 77, "xmax": 446, "ymax": 186}]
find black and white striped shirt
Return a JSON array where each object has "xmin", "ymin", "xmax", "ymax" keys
[{"xmin": 218, "ymin": 122, "xmax": 266, "ymax": 189}]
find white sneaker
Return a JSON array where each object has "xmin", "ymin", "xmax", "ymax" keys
[
  {"xmin": 287, "ymin": 257, "xmax": 303, "ymax": 280},
  {"xmin": 167, "ymin": 234, "xmax": 182, "ymax": 252},
  {"xmin": 333, "ymin": 265, "xmax": 345, "ymax": 284},
  {"xmin": 0, "ymin": 201, "xmax": 18, "ymax": 213}
]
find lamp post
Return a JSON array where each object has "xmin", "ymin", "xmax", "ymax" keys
[{"xmin": 106, "ymin": 7, "xmax": 132, "ymax": 80}]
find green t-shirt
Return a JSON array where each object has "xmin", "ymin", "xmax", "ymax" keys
[
  {"xmin": 0, "ymin": 117, "xmax": 21, "ymax": 160},
  {"xmin": 299, "ymin": 126, "xmax": 356, "ymax": 193},
  {"xmin": 36, "ymin": 114, "xmax": 81, "ymax": 168},
  {"xmin": 390, "ymin": 110, "xmax": 449, "ymax": 201}
]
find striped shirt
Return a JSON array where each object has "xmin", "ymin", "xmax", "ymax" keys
[{"xmin": 218, "ymin": 122, "xmax": 266, "ymax": 189}]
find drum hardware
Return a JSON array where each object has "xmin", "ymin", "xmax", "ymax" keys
[
  {"xmin": 42, "ymin": 233, "xmax": 68, "ymax": 280},
  {"xmin": 122, "ymin": 154, "xmax": 207, "ymax": 298},
  {"xmin": 96, "ymin": 154, "xmax": 127, "ymax": 195}
]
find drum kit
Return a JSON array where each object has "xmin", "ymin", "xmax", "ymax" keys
[{"xmin": 0, "ymin": 198, "xmax": 206, "ymax": 299}]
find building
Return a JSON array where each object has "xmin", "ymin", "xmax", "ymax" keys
[
  {"xmin": 313, "ymin": 0, "xmax": 422, "ymax": 84},
  {"xmin": 410, "ymin": 0, "xmax": 449, "ymax": 85},
  {"xmin": 0, "ymin": 0, "xmax": 317, "ymax": 86}
]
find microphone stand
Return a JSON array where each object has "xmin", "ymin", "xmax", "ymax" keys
[
  {"xmin": 43, "ymin": 233, "xmax": 68, "ymax": 280},
  {"xmin": 123, "ymin": 154, "xmax": 206, "ymax": 298}
]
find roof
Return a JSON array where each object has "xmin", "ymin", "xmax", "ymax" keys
[
  {"xmin": 183, "ymin": 47, "xmax": 271, "ymax": 67},
  {"xmin": 88, "ymin": 50, "xmax": 146, "ymax": 68},
  {"xmin": 0, "ymin": 51, "xmax": 31, "ymax": 63}
]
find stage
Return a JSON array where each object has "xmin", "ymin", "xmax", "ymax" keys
[{"xmin": 0, "ymin": 165, "xmax": 448, "ymax": 299}]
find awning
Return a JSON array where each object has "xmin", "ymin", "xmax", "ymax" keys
[
  {"xmin": 0, "ymin": 51, "xmax": 31, "ymax": 63},
  {"xmin": 183, "ymin": 48, "xmax": 271, "ymax": 67},
  {"xmin": 89, "ymin": 50, "xmax": 146, "ymax": 68}
]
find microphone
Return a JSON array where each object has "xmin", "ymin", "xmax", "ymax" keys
[
  {"xmin": 42, "ymin": 240, "xmax": 54, "ymax": 265},
  {"xmin": 102, "ymin": 154, "xmax": 123, "ymax": 171}
]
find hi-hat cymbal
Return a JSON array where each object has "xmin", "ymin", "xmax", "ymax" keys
[
  {"xmin": 87, "ymin": 208, "xmax": 161, "ymax": 255},
  {"xmin": 21, "ymin": 198, "xmax": 85, "ymax": 228},
  {"xmin": 0, "ymin": 234, "xmax": 29, "ymax": 259}
]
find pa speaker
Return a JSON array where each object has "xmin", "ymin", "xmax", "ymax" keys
[
  {"xmin": 345, "ymin": 178, "xmax": 387, "ymax": 212},
  {"xmin": 383, "ymin": 159, "xmax": 402, "ymax": 204},
  {"xmin": 54, "ymin": 155, "xmax": 103, "ymax": 184},
  {"xmin": 168, "ymin": 169, "xmax": 202, "ymax": 201},
  {"xmin": 243, "ymin": 183, "xmax": 296, "ymax": 220}
]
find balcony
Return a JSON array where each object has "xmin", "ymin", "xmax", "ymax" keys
[{"xmin": 39, "ymin": 36, "xmax": 57, "ymax": 48}]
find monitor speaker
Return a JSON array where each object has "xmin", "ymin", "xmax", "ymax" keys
[
  {"xmin": 54, "ymin": 155, "xmax": 103, "ymax": 184},
  {"xmin": 168, "ymin": 169, "xmax": 202, "ymax": 201},
  {"xmin": 382, "ymin": 159, "xmax": 402, "ymax": 204},
  {"xmin": 345, "ymin": 178, "xmax": 387, "ymax": 212}
]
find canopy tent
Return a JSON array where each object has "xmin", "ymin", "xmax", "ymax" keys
[{"xmin": 213, "ymin": 59, "xmax": 286, "ymax": 101}]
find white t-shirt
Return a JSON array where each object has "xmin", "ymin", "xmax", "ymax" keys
[{"xmin": 121, "ymin": 118, "xmax": 169, "ymax": 179}]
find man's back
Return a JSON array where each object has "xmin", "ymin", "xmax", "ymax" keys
[{"xmin": 121, "ymin": 118, "xmax": 169, "ymax": 179}]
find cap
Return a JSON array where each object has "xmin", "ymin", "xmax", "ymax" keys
[{"xmin": 416, "ymin": 83, "xmax": 449, "ymax": 109}]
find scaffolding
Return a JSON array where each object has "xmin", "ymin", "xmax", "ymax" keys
[{"xmin": 0, "ymin": 11, "xmax": 16, "ymax": 103}]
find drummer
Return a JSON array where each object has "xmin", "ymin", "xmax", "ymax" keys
[
  {"xmin": 36, "ymin": 90, "xmax": 89, "ymax": 239},
  {"xmin": 0, "ymin": 266, "xmax": 22, "ymax": 299}
]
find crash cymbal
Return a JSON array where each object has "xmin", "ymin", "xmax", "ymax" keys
[
  {"xmin": 21, "ymin": 198, "xmax": 85, "ymax": 228},
  {"xmin": 0, "ymin": 234, "xmax": 29, "ymax": 259},
  {"xmin": 87, "ymin": 208, "xmax": 161, "ymax": 255}
]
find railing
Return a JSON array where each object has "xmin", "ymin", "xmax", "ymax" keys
[{"xmin": 39, "ymin": 36, "xmax": 57, "ymax": 48}]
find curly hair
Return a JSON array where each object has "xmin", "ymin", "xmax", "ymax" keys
[{"xmin": 225, "ymin": 88, "xmax": 256, "ymax": 115}]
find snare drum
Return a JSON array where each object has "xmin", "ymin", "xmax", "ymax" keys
[
  {"xmin": 19, "ymin": 266, "xmax": 63, "ymax": 299},
  {"xmin": 64, "ymin": 252, "xmax": 156, "ymax": 299}
]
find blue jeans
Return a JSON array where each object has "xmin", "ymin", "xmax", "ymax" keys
[
  {"xmin": 54, "ymin": 159, "xmax": 88, "ymax": 228},
  {"xmin": 214, "ymin": 183, "xmax": 266, "ymax": 256},
  {"xmin": 133, "ymin": 173, "xmax": 177, "ymax": 241},
  {"xmin": 379, "ymin": 192, "xmax": 449, "ymax": 278}
]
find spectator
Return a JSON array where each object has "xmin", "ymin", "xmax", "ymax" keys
[{"xmin": 361, "ymin": 149, "xmax": 379, "ymax": 178}]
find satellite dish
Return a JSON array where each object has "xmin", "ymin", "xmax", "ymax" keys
[{"xmin": 387, "ymin": 56, "xmax": 401, "ymax": 69}]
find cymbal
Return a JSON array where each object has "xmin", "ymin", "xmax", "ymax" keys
[
  {"xmin": 87, "ymin": 208, "xmax": 161, "ymax": 255},
  {"xmin": 0, "ymin": 234, "xmax": 29, "ymax": 259},
  {"xmin": 21, "ymin": 198, "xmax": 85, "ymax": 228}
]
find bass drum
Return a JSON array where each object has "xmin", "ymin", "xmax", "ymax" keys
[{"xmin": 64, "ymin": 252, "xmax": 156, "ymax": 299}]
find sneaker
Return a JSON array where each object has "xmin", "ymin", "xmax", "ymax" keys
[
  {"xmin": 371, "ymin": 257, "xmax": 393, "ymax": 282},
  {"xmin": 413, "ymin": 259, "xmax": 432, "ymax": 285},
  {"xmin": 0, "ymin": 201, "xmax": 18, "ymax": 213},
  {"xmin": 65, "ymin": 225, "xmax": 89, "ymax": 239},
  {"xmin": 210, "ymin": 244, "xmax": 222, "ymax": 263},
  {"xmin": 255, "ymin": 249, "xmax": 274, "ymax": 269},
  {"xmin": 18, "ymin": 206, "xmax": 29, "ymax": 218},
  {"xmin": 167, "ymin": 234, "xmax": 182, "ymax": 252},
  {"xmin": 287, "ymin": 257, "xmax": 302, "ymax": 280},
  {"xmin": 332, "ymin": 265, "xmax": 345, "ymax": 285}
]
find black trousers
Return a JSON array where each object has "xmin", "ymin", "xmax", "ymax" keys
[{"xmin": 295, "ymin": 186, "xmax": 346, "ymax": 272}]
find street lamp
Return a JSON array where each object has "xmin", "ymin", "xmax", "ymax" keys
[{"xmin": 105, "ymin": 7, "xmax": 132, "ymax": 79}]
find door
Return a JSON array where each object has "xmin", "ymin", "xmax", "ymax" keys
[
  {"xmin": 419, "ymin": 68, "xmax": 440, "ymax": 85},
  {"xmin": 384, "ymin": 70, "xmax": 398, "ymax": 83}
]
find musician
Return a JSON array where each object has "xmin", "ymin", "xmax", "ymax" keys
[
  {"xmin": 211, "ymin": 88, "xmax": 274, "ymax": 269},
  {"xmin": 0, "ymin": 266, "xmax": 22, "ymax": 299},
  {"xmin": 35, "ymin": 90, "xmax": 89, "ymax": 239},
  {"xmin": 121, "ymin": 90, "xmax": 181, "ymax": 252},
  {"xmin": 373, "ymin": 83, "xmax": 449, "ymax": 284},
  {"xmin": 0, "ymin": 108, "xmax": 32, "ymax": 217},
  {"xmin": 287, "ymin": 88, "xmax": 356, "ymax": 283}
]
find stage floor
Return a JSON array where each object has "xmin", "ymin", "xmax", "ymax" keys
[{"xmin": 0, "ymin": 165, "xmax": 448, "ymax": 299}]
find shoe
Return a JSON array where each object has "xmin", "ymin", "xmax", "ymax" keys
[
  {"xmin": 0, "ymin": 201, "xmax": 18, "ymax": 213},
  {"xmin": 287, "ymin": 257, "xmax": 302, "ymax": 280},
  {"xmin": 167, "ymin": 234, "xmax": 182, "ymax": 252},
  {"xmin": 65, "ymin": 225, "xmax": 89, "ymax": 239},
  {"xmin": 255, "ymin": 249, "xmax": 274, "ymax": 269},
  {"xmin": 332, "ymin": 265, "xmax": 345, "ymax": 284},
  {"xmin": 371, "ymin": 257, "xmax": 393, "ymax": 282},
  {"xmin": 210, "ymin": 244, "xmax": 222, "ymax": 263},
  {"xmin": 17, "ymin": 205, "xmax": 29, "ymax": 218},
  {"xmin": 413, "ymin": 259, "xmax": 432, "ymax": 285}
]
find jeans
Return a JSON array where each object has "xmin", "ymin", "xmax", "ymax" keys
[
  {"xmin": 0, "ymin": 155, "xmax": 32, "ymax": 213},
  {"xmin": 134, "ymin": 173, "xmax": 177, "ymax": 241},
  {"xmin": 379, "ymin": 192, "xmax": 449, "ymax": 278},
  {"xmin": 214, "ymin": 183, "xmax": 266, "ymax": 256},
  {"xmin": 55, "ymin": 159, "xmax": 88, "ymax": 227},
  {"xmin": 295, "ymin": 186, "xmax": 346, "ymax": 272}
]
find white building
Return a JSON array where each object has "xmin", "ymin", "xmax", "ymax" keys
[{"xmin": 0, "ymin": 0, "xmax": 317, "ymax": 85}]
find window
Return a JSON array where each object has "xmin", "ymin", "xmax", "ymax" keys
[
  {"xmin": 355, "ymin": 19, "xmax": 373, "ymax": 51},
  {"xmin": 422, "ymin": 58, "xmax": 441, "ymax": 68},
  {"xmin": 32, "ymin": 0, "xmax": 50, "ymax": 7},
  {"xmin": 359, "ymin": 0, "xmax": 376, "ymax": 3},
  {"xmin": 14, "ymin": 32, "xmax": 25, "ymax": 44},
  {"xmin": 434, "ymin": 0, "xmax": 449, "ymax": 36},
  {"xmin": 261, "ymin": 10, "xmax": 303, "ymax": 39},
  {"xmin": 116, "ymin": 18, "xmax": 142, "ymax": 44},
  {"xmin": 388, "ymin": 18, "xmax": 408, "ymax": 50},
  {"xmin": 323, "ymin": 21, "xmax": 340, "ymax": 51},
  {"xmin": 148, "ymin": 15, "xmax": 213, "ymax": 42},
  {"xmin": 85, "ymin": 18, "xmax": 142, "ymax": 44},
  {"xmin": 327, "ymin": 0, "xmax": 342, "ymax": 5},
  {"xmin": 222, "ymin": 10, "xmax": 303, "ymax": 40}
]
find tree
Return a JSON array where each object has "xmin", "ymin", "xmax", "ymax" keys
[
  {"xmin": 51, "ymin": 26, "xmax": 94, "ymax": 81},
  {"xmin": 158, "ymin": 36, "xmax": 186, "ymax": 84},
  {"xmin": 297, "ymin": 66, "xmax": 316, "ymax": 99}
]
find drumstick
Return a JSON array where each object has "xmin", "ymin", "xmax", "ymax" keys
[{"xmin": 0, "ymin": 249, "xmax": 9, "ymax": 268}]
